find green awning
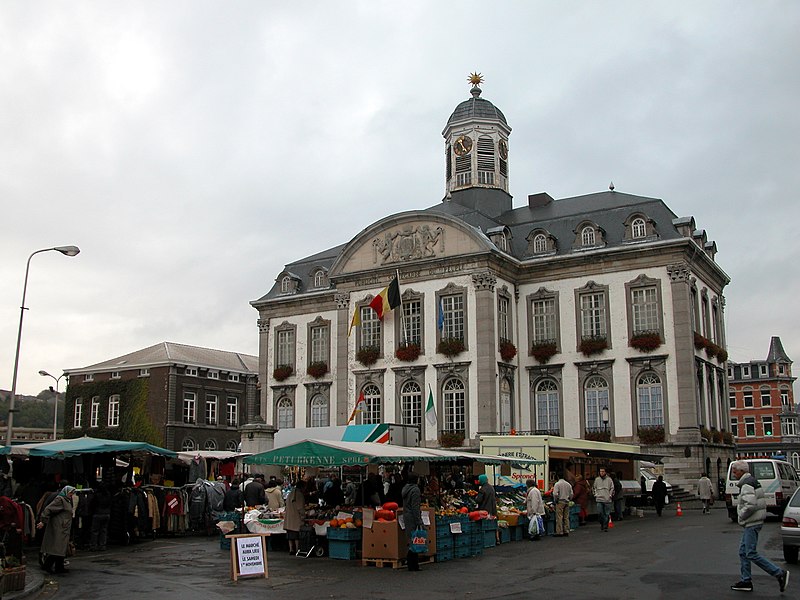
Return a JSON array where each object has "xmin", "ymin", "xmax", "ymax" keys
[{"xmin": 10, "ymin": 436, "xmax": 176, "ymax": 458}]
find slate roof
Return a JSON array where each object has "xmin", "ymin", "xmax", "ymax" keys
[
  {"xmin": 67, "ymin": 342, "xmax": 258, "ymax": 374},
  {"xmin": 766, "ymin": 336, "xmax": 792, "ymax": 363},
  {"xmin": 446, "ymin": 95, "xmax": 508, "ymax": 127}
]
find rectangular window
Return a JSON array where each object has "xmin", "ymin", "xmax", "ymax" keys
[
  {"xmin": 498, "ymin": 296, "xmax": 510, "ymax": 342},
  {"xmin": 228, "ymin": 373, "xmax": 239, "ymax": 382},
  {"xmin": 441, "ymin": 294, "xmax": 465, "ymax": 341},
  {"xmin": 207, "ymin": 370, "xmax": 219, "ymax": 380},
  {"xmin": 183, "ymin": 391, "xmax": 196, "ymax": 424},
  {"xmin": 74, "ymin": 399, "xmax": 83, "ymax": 428},
  {"xmin": 108, "ymin": 395, "xmax": 120, "ymax": 427},
  {"xmin": 205, "ymin": 394, "xmax": 217, "ymax": 425},
  {"xmin": 359, "ymin": 306, "xmax": 381, "ymax": 349},
  {"xmin": 400, "ymin": 299, "xmax": 422, "ymax": 346},
  {"xmin": 730, "ymin": 418, "xmax": 738, "ymax": 437},
  {"xmin": 139, "ymin": 368, "xmax": 149, "ymax": 377},
  {"xmin": 729, "ymin": 392, "xmax": 736, "ymax": 409},
  {"xmin": 744, "ymin": 417, "xmax": 755, "ymax": 437},
  {"xmin": 779, "ymin": 364, "xmax": 786, "ymax": 375},
  {"xmin": 762, "ymin": 415, "xmax": 773, "ymax": 436},
  {"xmin": 276, "ymin": 329, "xmax": 295, "ymax": 367},
  {"xmin": 186, "ymin": 367, "xmax": 198, "ymax": 377},
  {"xmin": 783, "ymin": 418, "xmax": 797, "ymax": 437},
  {"xmin": 226, "ymin": 396, "xmax": 238, "ymax": 427},
  {"xmin": 531, "ymin": 297, "xmax": 557, "ymax": 343},
  {"xmin": 743, "ymin": 391, "xmax": 753, "ymax": 408},
  {"xmin": 759, "ymin": 364, "xmax": 768, "ymax": 377},
  {"xmin": 111, "ymin": 371, "xmax": 121, "ymax": 380},
  {"xmin": 782, "ymin": 391, "xmax": 790, "ymax": 405},
  {"xmin": 85, "ymin": 373, "xmax": 94, "ymax": 382},
  {"xmin": 580, "ymin": 292, "xmax": 606, "ymax": 338},
  {"xmin": 631, "ymin": 286, "xmax": 659, "ymax": 333},
  {"xmin": 310, "ymin": 324, "xmax": 329, "ymax": 364},
  {"xmin": 727, "ymin": 366, "xmax": 733, "ymax": 378},
  {"xmin": 90, "ymin": 397, "xmax": 100, "ymax": 428},
  {"xmin": 761, "ymin": 390, "xmax": 771, "ymax": 406},
  {"xmin": 742, "ymin": 365, "xmax": 751, "ymax": 378}
]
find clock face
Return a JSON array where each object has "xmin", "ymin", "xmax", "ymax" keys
[
  {"xmin": 454, "ymin": 135, "xmax": 473, "ymax": 156},
  {"xmin": 498, "ymin": 140, "xmax": 508, "ymax": 160}
]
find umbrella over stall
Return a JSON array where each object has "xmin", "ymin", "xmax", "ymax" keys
[{"xmin": 9, "ymin": 436, "xmax": 176, "ymax": 458}]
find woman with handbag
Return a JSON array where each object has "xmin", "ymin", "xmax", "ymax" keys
[{"xmin": 37, "ymin": 485, "xmax": 76, "ymax": 574}]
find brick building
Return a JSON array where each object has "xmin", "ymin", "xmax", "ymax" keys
[
  {"xmin": 728, "ymin": 336, "xmax": 799, "ymax": 469},
  {"xmin": 63, "ymin": 342, "xmax": 258, "ymax": 452}
]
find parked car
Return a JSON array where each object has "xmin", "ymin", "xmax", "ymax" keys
[
  {"xmin": 781, "ymin": 486, "xmax": 800, "ymax": 563},
  {"xmin": 725, "ymin": 459, "xmax": 800, "ymax": 521},
  {"xmin": 639, "ymin": 468, "xmax": 673, "ymax": 504}
]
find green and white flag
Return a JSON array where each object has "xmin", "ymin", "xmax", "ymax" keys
[{"xmin": 425, "ymin": 385, "xmax": 437, "ymax": 426}]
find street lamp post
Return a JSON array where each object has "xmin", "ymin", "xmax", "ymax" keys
[
  {"xmin": 39, "ymin": 370, "xmax": 66, "ymax": 440},
  {"xmin": 601, "ymin": 405, "xmax": 610, "ymax": 435},
  {"xmin": 5, "ymin": 245, "xmax": 80, "ymax": 447}
]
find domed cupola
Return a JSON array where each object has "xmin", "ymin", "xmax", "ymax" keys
[{"xmin": 443, "ymin": 73, "xmax": 512, "ymax": 196}]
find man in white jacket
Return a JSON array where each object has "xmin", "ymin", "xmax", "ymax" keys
[
  {"xmin": 729, "ymin": 461, "xmax": 790, "ymax": 593},
  {"xmin": 525, "ymin": 479, "xmax": 545, "ymax": 541}
]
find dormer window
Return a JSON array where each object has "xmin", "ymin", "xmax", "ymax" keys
[
  {"xmin": 281, "ymin": 275, "xmax": 291, "ymax": 293},
  {"xmin": 632, "ymin": 218, "xmax": 647, "ymax": 238},
  {"xmin": 581, "ymin": 226, "xmax": 596, "ymax": 246},
  {"xmin": 534, "ymin": 234, "xmax": 548, "ymax": 254},
  {"xmin": 313, "ymin": 270, "xmax": 326, "ymax": 289}
]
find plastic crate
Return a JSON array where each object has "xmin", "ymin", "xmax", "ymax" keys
[
  {"xmin": 509, "ymin": 526, "xmax": 524, "ymax": 542},
  {"xmin": 453, "ymin": 533, "xmax": 471, "ymax": 547},
  {"xmin": 470, "ymin": 542, "xmax": 484, "ymax": 556},
  {"xmin": 436, "ymin": 534, "xmax": 454, "ymax": 551},
  {"xmin": 482, "ymin": 530, "xmax": 496, "ymax": 548},
  {"xmin": 482, "ymin": 519, "xmax": 498, "ymax": 531},
  {"xmin": 328, "ymin": 539, "xmax": 358, "ymax": 560},
  {"xmin": 436, "ymin": 547, "xmax": 454, "ymax": 562},
  {"xmin": 327, "ymin": 527, "xmax": 362, "ymax": 541},
  {"xmin": 499, "ymin": 526, "xmax": 511, "ymax": 544},
  {"xmin": 454, "ymin": 545, "xmax": 473, "ymax": 559}
]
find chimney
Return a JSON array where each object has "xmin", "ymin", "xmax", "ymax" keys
[{"xmin": 528, "ymin": 192, "xmax": 554, "ymax": 208}]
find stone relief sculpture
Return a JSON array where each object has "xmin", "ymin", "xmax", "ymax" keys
[{"xmin": 372, "ymin": 224, "xmax": 445, "ymax": 264}]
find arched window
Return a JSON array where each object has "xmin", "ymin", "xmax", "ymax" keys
[
  {"xmin": 792, "ymin": 452, "xmax": 800, "ymax": 471},
  {"xmin": 535, "ymin": 379, "xmax": 559, "ymax": 433},
  {"xmin": 443, "ymin": 378, "xmax": 466, "ymax": 432},
  {"xmin": 280, "ymin": 275, "xmax": 291, "ymax": 293},
  {"xmin": 581, "ymin": 226, "xmax": 596, "ymax": 247},
  {"xmin": 400, "ymin": 381, "xmax": 422, "ymax": 427},
  {"xmin": 204, "ymin": 439, "xmax": 217, "ymax": 451},
  {"xmin": 533, "ymin": 233, "xmax": 548, "ymax": 254},
  {"xmin": 277, "ymin": 397, "xmax": 294, "ymax": 429},
  {"xmin": 632, "ymin": 218, "xmax": 647, "ymax": 238},
  {"xmin": 584, "ymin": 376, "xmax": 609, "ymax": 430},
  {"xmin": 73, "ymin": 397, "xmax": 83, "ymax": 428},
  {"xmin": 225, "ymin": 439, "xmax": 239, "ymax": 452},
  {"xmin": 637, "ymin": 373, "xmax": 663, "ymax": 427},
  {"xmin": 310, "ymin": 395, "xmax": 328, "ymax": 427},
  {"xmin": 314, "ymin": 270, "xmax": 326, "ymax": 288},
  {"xmin": 181, "ymin": 438, "xmax": 195, "ymax": 452},
  {"xmin": 362, "ymin": 384, "xmax": 382, "ymax": 425}
]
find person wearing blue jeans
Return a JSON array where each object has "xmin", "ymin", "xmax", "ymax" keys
[
  {"xmin": 729, "ymin": 461, "xmax": 790, "ymax": 593},
  {"xmin": 592, "ymin": 467, "xmax": 615, "ymax": 532}
]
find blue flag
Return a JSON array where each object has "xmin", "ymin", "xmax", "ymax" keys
[{"xmin": 437, "ymin": 298, "xmax": 444, "ymax": 332}]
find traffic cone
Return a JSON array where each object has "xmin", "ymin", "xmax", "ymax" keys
[
  {"xmin": 676, "ymin": 502, "xmax": 683, "ymax": 517},
  {"xmin": 607, "ymin": 515, "xmax": 614, "ymax": 529}
]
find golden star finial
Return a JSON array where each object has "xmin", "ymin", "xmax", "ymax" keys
[{"xmin": 468, "ymin": 72, "xmax": 484, "ymax": 86}]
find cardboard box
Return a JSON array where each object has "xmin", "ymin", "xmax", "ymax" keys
[{"xmin": 362, "ymin": 508, "xmax": 437, "ymax": 559}]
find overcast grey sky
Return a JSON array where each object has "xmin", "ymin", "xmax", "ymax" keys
[{"xmin": 2, "ymin": 1, "xmax": 799, "ymax": 397}]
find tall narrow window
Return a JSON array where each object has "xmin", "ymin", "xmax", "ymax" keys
[
  {"xmin": 631, "ymin": 287, "xmax": 659, "ymax": 333},
  {"xmin": 584, "ymin": 376, "xmax": 609, "ymax": 431},
  {"xmin": 226, "ymin": 396, "xmax": 238, "ymax": 427},
  {"xmin": 74, "ymin": 398, "xmax": 83, "ymax": 428},
  {"xmin": 637, "ymin": 373, "xmax": 663, "ymax": 427},
  {"xmin": 205, "ymin": 394, "xmax": 217, "ymax": 425},
  {"xmin": 313, "ymin": 270, "xmax": 325, "ymax": 288},
  {"xmin": 443, "ymin": 378, "xmax": 466, "ymax": 433},
  {"xmin": 183, "ymin": 392, "xmax": 196, "ymax": 424},
  {"xmin": 729, "ymin": 391, "xmax": 736, "ymax": 408},
  {"xmin": 362, "ymin": 384, "xmax": 382, "ymax": 425},
  {"xmin": 90, "ymin": 397, "xmax": 100, "ymax": 428},
  {"xmin": 276, "ymin": 329, "xmax": 295, "ymax": 368},
  {"xmin": 743, "ymin": 389, "xmax": 753, "ymax": 408},
  {"xmin": 108, "ymin": 395, "xmax": 120, "ymax": 427},
  {"xmin": 581, "ymin": 226, "xmax": 596, "ymax": 246},
  {"xmin": 744, "ymin": 417, "xmax": 755, "ymax": 437},
  {"xmin": 532, "ymin": 297, "xmax": 556, "ymax": 343},
  {"xmin": 631, "ymin": 218, "xmax": 647, "ymax": 239},
  {"xmin": 580, "ymin": 292, "xmax": 607, "ymax": 339},
  {"xmin": 280, "ymin": 276, "xmax": 291, "ymax": 293},
  {"xmin": 310, "ymin": 324, "xmax": 329, "ymax": 364},
  {"xmin": 760, "ymin": 388, "xmax": 771, "ymax": 406},
  {"xmin": 533, "ymin": 234, "xmax": 548, "ymax": 254},
  {"xmin": 400, "ymin": 381, "xmax": 422, "ymax": 427},
  {"xmin": 359, "ymin": 306, "xmax": 381, "ymax": 349},
  {"xmin": 535, "ymin": 380, "xmax": 559, "ymax": 434},
  {"xmin": 310, "ymin": 395, "xmax": 328, "ymax": 427},
  {"xmin": 277, "ymin": 398, "xmax": 294, "ymax": 429},
  {"xmin": 477, "ymin": 136, "xmax": 495, "ymax": 184},
  {"xmin": 762, "ymin": 415, "xmax": 774, "ymax": 436},
  {"xmin": 498, "ymin": 296, "xmax": 510, "ymax": 342},
  {"xmin": 400, "ymin": 299, "xmax": 422, "ymax": 346},
  {"xmin": 441, "ymin": 294, "xmax": 465, "ymax": 341}
]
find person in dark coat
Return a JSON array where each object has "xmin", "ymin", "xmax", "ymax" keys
[
  {"xmin": 223, "ymin": 479, "xmax": 244, "ymax": 511},
  {"xmin": 401, "ymin": 474, "xmax": 424, "ymax": 571},
  {"xmin": 475, "ymin": 474, "xmax": 497, "ymax": 516},
  {"xmin": 243, "ymin": 475, "xmax": 266, "ymax": 507},
  {"xmin": 322, "ymin": 477, "xmax": 344, "ymax": 508},
  {"xmin": 284, "ymin": 480, "xmax": 306, "ymax": 555},
  {"xmin": 652, "ymin": 475, "xmax": 668, "ymax": 517},
  {"xmin": 89, "ymin": 483, "xmax": 112, "ymax": 551},
  {"xmin": 37, "ymin": 485, "xmax": 76, "ymax": 574}
]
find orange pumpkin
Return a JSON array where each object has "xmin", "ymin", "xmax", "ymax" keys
[
  {"xmin": 354, "ymin": 519, "xmax": 363, "ymax": 527},
  {"xmin": 375, "ymin": 509, "xmax": 396, "ymax": 521},
  {"xmin": 382, "ymin": 502, "xmax": 399, "ymax": 511},
  {"xmin": 329, "ymin": 519, "xmax": 339, "ymax": 527}
]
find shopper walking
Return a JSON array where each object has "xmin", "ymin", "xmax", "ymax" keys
[
  {"xmin": 284, "ymin": 480, "xmax": 306, "ymax": 555},
  {"xmin": 401, "ymin": 474, "xmax": 424, "ymax": 571},
  {"xmin": 572, "ymin": 474, "xmax": 590, "ymax": 525},
  {"xmin": 612, "ymin": 471, "xmax": 625, "ymax": 520},
  {"xmin": 37, "ymin": 485, "xmax": 76, "ymax": 574},
  {"xmin": 552, "ymin": 473, "xmax": 573, "ymax": 536},
  {"xmin": 525, "ymin": 480, "xmax": 545, "ymax": 541},
  {"xmin": 729, "ymin": 461, "xmax": 790, "ymax": 593},
  {"xmin": 698, "ymin": 473, "xmax": 714, "ymax": 514},
  {"xmin": 88, "ymin": 482, "xmax": 112, "ymax": 551},
  {"xmin": 475, "ymin": 474, "xmax": 498, "ymax": 542},
  {"xmin": 592, "ymin": 467, "xmax": 614, "ymax": 532},
  {"xmin": 652, "ymin": 475, "xmax": 668, "ymax": 517}
]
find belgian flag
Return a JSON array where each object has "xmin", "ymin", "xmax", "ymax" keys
[{"xmin": 368, "ymin": 277, "xmax": 401, "ymax": 320}]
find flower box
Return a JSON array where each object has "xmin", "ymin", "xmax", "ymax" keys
[
  {"xmin": 395, "ymin": 342, "xmax": 421, "ymax": 362},
  {"xmin": 439, "ymin": 431, "xmax": 465, "ymax": 448},
  {"xmin": 629, "ymin": 331, "xmax": 662, "ymax": 353},
  {"xmin": 273, "ymin": 365, "xmax": 293, "ymax": 381},
  {"xmin": 499, "ymin": 340, "xmax": 517, "ymax": 362},
  {"xmin": 579, "ymin": 336, "xmax": 608, "ymax": 357},
  {"xmin": 356, "ymin": 346, "xmax": 380, "ymax": 366},
  {"xmin": 637, "ymin": 426, "xmax": 665, "ymax": 445},
  {"xmin": 531, "ymin": 341, "xmax": 557, "ymax": 364},
  {"xmin": 307, "ymin": 361, "xmax": 329, "ymax": 379},
  {"xmin": 437, "ymin": 338, "xmax": 465, "ymax": 358}
]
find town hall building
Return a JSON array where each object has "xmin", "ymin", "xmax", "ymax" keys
[{"xmin": 251, "ymin": 75, "xmax": 733, "ymax": 487}]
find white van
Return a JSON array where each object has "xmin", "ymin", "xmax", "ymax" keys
[{"xmin": 725, "ymin": 459, "xmax": 800, "ymax": 521}]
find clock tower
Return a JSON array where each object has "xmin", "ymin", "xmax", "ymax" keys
[{"xmin": 443, "ymin": 73, "xmax": 512, "ymax": 198}]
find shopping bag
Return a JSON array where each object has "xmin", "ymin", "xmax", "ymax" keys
[
  {"xmin": 528, "ymin": 516, "xmax": 538, "ymax": 537},
  {"xmin": 537, "ymin": 515, "xmax": 545, "ymax": 536},
  {"xmin": 410, "ymin": 529, "xmax": 428, "ymax": 553}
]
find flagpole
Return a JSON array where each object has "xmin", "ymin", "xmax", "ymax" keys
[{"xmin": 396, "ymin": 268, "xmax": 409, "ymax": 345}]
